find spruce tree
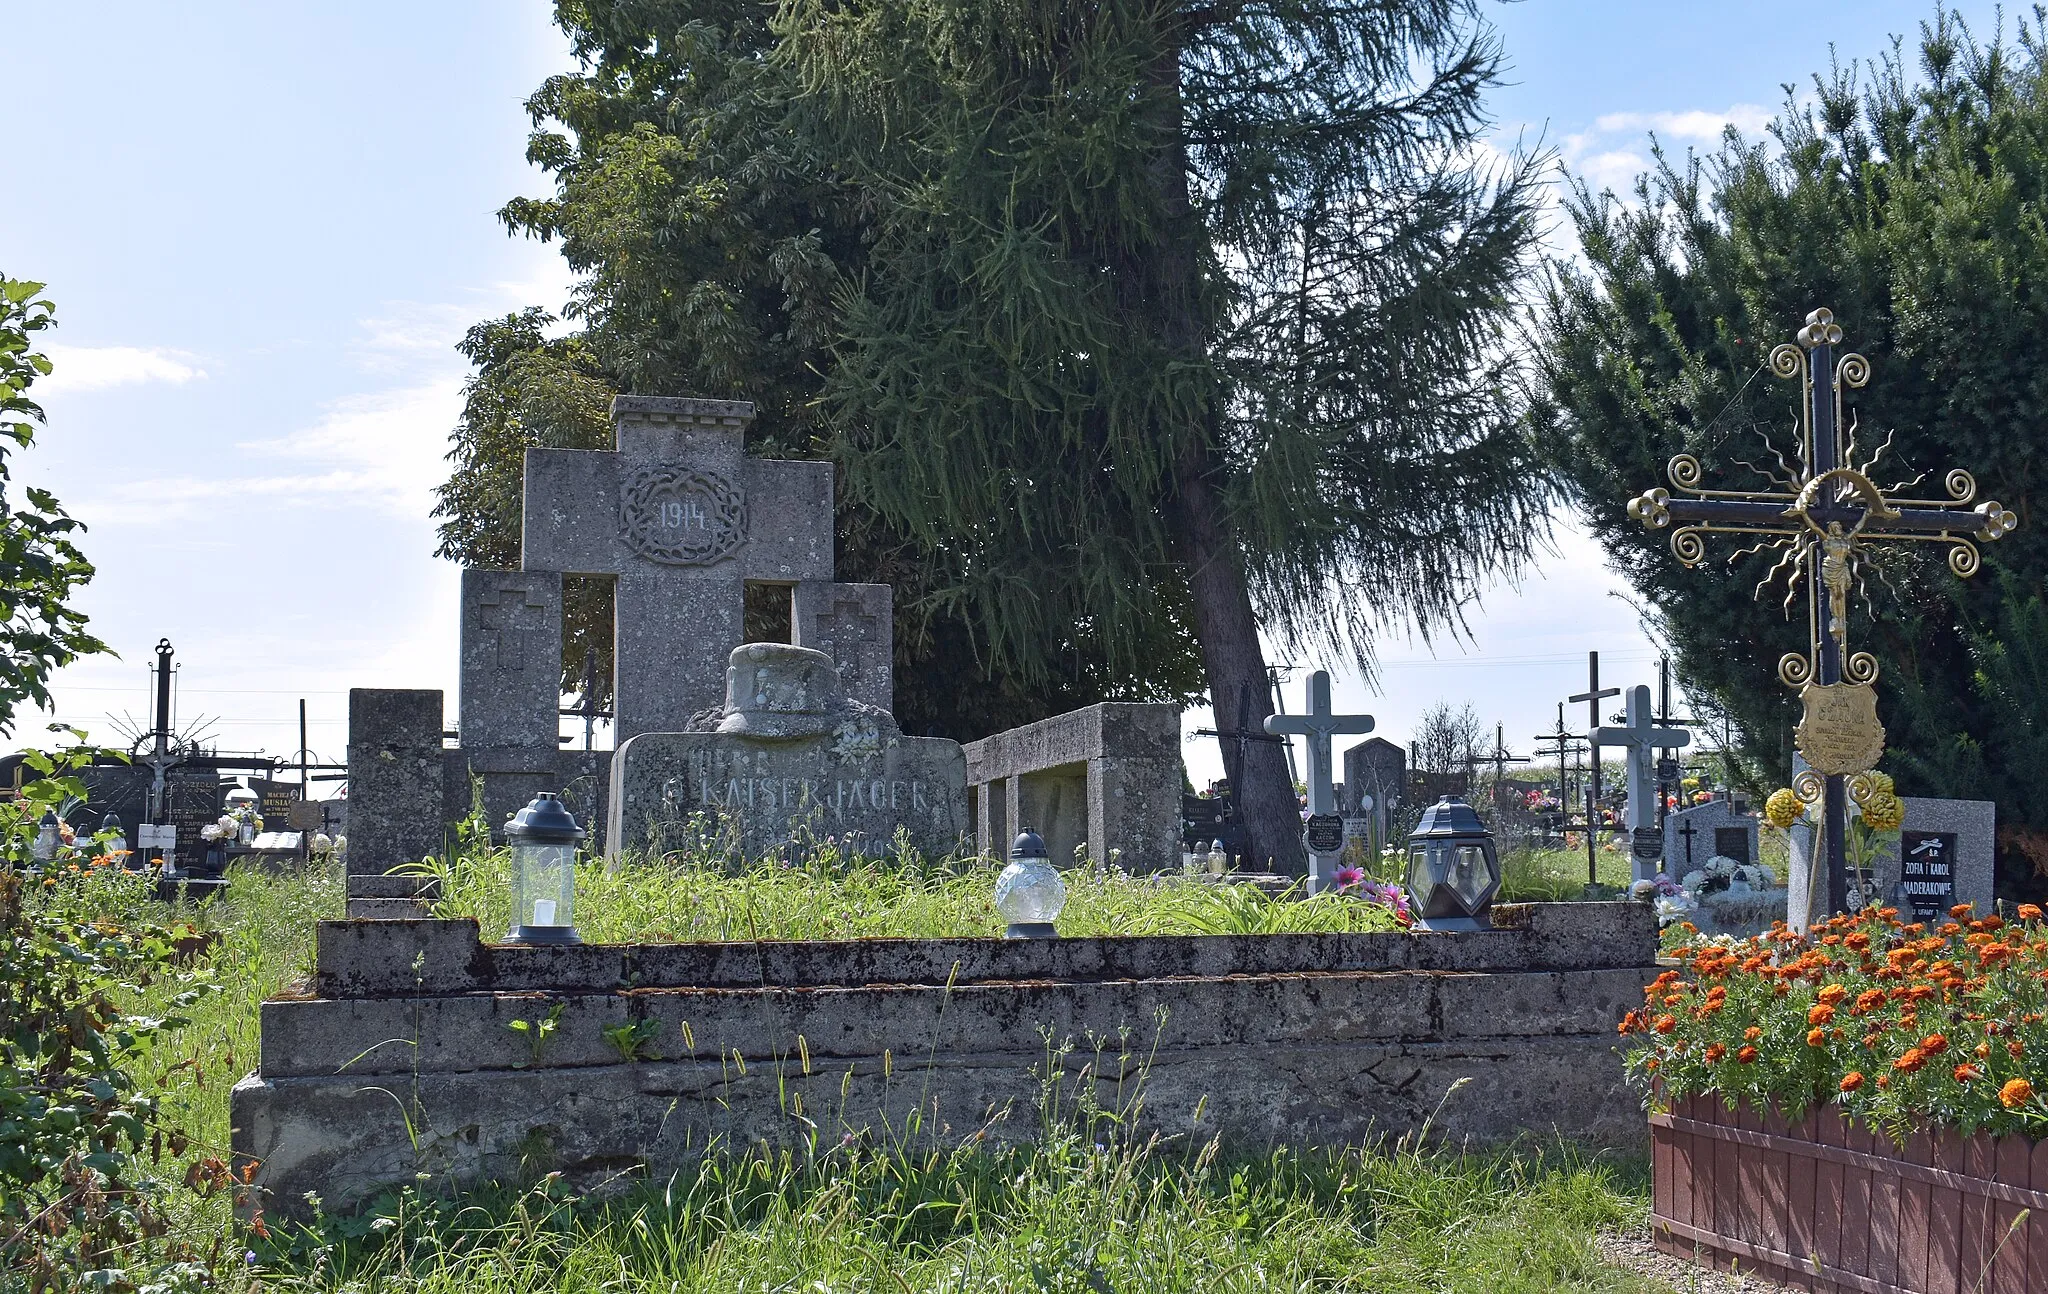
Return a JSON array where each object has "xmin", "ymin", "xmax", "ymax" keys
[
  {"xmin": 1534, "ymin": 8, "xmax": 2048, "ymax": 896},
  {"xmin": 782, "ymin": 0, "xmax": 1548, "ymax": 868}
]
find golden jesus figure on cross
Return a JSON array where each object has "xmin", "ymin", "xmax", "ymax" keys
[{"xmin": 1622, "ymin": 308, "xmax": 2017, "ymax": 920}]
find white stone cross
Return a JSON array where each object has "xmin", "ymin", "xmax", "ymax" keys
[
  {"xmin": 1594, "ymin": 684, "xmax": 1691, "ymax": 882},
  {"xmin": 1265, "ymin": 670, "xmax": 1374, "ymax": 886}
]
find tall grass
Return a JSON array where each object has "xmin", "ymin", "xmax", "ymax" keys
[
  {"xmin": 254, "ymin": 1123, "xmax": 1660, "ymax": 1292},
  {"xmin": 415, "ymin": 844, "xmax": 1407, "ymax": 941},
  {"xmin": 25, "ymin": 856, "xmax": 1672, "ymax": 1291}
]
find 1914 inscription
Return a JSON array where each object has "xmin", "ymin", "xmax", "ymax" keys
[{"xmin": 619, "ymin": 465, "xmax": 747, "ymax": 566}]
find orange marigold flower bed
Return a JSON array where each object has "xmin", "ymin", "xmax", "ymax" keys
[{"xmin": 1623, "ymin": 904, "xmax": 2047, "ymax": 1137}]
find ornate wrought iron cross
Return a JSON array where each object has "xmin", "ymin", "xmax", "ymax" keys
[{"xmin": 1623, "ymin": 307, "xmax": 2018, "ymax": 919}]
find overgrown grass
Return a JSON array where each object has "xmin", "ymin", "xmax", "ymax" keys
[
  {"xmin": 249, "ymin": 1130, "xmax": 1662, "ymax": 1292},
  {"xmin": 23, "ymin": 855, "xmax": 1687, "ymax": 1291},
  {"xmin": 415, "ymin": 844, "xmax": 1408, "ymax": 941},
  {"xmin": 1497, "ymin": 845, "xmax": 1635, "ymax": 902}
]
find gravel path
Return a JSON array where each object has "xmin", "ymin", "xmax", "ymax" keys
[{"xmin": 1599, "ymin": 1226, "xmax": 1796, "ymax": 1293}]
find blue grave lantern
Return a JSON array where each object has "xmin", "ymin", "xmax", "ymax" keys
[
  {"xmin": 1404, "ymin": 796, "xmax": 1501, "ymax": 931},
  {"xmin": 505, "ymin": 792, "xmax": 584, "ymax": 945}
]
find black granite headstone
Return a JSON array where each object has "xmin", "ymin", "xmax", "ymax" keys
[
  {"xmin": 1899, "ymin": 829, "xmax": 1958, "ymax": 921},
  {"xmin": 1713, "ymin": 826, "xmax": 1752, "ymax": 866}
]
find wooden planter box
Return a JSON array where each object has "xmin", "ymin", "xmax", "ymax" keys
[{"xmin": 1652, "ymin": 1095, "xmax": 2048, "ymax": 1293}]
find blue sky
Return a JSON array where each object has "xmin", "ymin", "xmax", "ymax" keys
[{"xmin": 2, "ymin": 0, "xmax": 2010, "ymax": 787}]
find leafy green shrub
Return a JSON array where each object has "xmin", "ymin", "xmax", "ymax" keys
[{"xmin": 1, "ymin": 763, "xmax": 219, "ymax": 1293}]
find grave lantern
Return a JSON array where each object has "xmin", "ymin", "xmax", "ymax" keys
[
  {"xmin": 995, "ymin": 828, "xmax": 1065, "ymax": 938},
  {"xmin": 31, "ymin": 809, "xmax": 61, "ymax": 862},
  {"xmin": 1404, "ymin": 796, "xmax": 1501, "ymax": 931},
  {"xmin": 504, "ymin": 792, "xmax": 584, "ymax": 945},
  {"xmin": 100, "ymin": 812, "xmax": 126, "ymax": 856}
]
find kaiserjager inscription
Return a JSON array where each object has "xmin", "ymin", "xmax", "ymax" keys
[
  {"xmin": 619, "ymin": 465, "xmax": 747, "ymax": 566},
  {"xmin": 1898, "ymin": 829, "xmax": 1958, "ymax": 922}
]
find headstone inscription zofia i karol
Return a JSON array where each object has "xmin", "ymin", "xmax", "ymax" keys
[{"xmin": 608, "ymin": 643, "xmax": 969, "ymax": 860}]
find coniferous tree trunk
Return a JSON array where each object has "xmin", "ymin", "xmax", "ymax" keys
[
  {"xmin": 1144, "ymin": 38, "xmax": 1301, "ymax": 873},
  {"xmin": 1175, "ymin": 452, "xmax": 1303, "ymax": 871}
]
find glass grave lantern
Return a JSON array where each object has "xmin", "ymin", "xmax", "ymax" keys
[
  {"xmin": 100, "ymin": 812, "xmax": 127, "ymax": 858},
  {"xmin": 1404, "ymin": 796, "xmax": 1501, "ymax": 931},
  {"xmin": 31, "ymin": 809, "xmax": 61, "ymax": 863},
  {"xmin": 505, "ymin": 792, "xmax": 584, "ymax": 945},
  {"xmin": 995, "ymin": 828, "xmax": 1066, "ymax": 938}
]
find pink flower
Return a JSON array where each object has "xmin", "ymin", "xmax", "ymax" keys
[{"xmin": 1334, "ymin": 866, "xmax": 1365, "ymax": 892}]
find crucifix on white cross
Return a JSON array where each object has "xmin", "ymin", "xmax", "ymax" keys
[
  {"xmin": 1593, "ymin": 685, "xmax": 1691, "ymax": 882},
  {"xmin": 1264, "ymin": 670, "xmax": 1374, "ymax": 883}
]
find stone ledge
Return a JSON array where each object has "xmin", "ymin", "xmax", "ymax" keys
[
  {"xmin": 258, "ymin": 964, "xmax": 1654, "ymax": 1078},
  {"xmin": 963, "ymin": 703, "xmax": 1180, "ymax": 781},
  {"xmin": 344, "ymin": 897, "xmax": 437, "ymax": 921},
  {"xmin": 311, "ymin": 903, "xmax": 1656, "ymax": 998},
  {"xmin": 610, "ymin": 395, "xmax": 756, "ymax": 425}
]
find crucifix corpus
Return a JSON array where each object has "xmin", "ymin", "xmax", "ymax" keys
[
  {"xmin": 1594, "ymin": 684, "xmax": 1692, "ymax": 882},
  {"xmin": 1624, "ymin": 307, "xmax": 2018, "ymax": 917},
  {"xmin": 1263, "ymin": 670, "xmax": 1374, "ymax": 890}
]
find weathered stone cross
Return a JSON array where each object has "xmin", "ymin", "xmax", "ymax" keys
[
  {"xmin": 1265, "ymin": 670, "xmax": 1374, "ymax": 887},
  {"xmin": 1594, "ymin": 684, "xmax": 1691, "ymax": 882},
  {"xmin": 475, "ymin": 580, "xmax": 549, "ymax": 673},
  {"xmin": 522, "ymin": 397, "xmax": 850, "ymax": 740}
]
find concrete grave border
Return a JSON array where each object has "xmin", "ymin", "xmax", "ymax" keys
[{"xmin": 234, "ymin": 903, "xmax": 1659, "ymax": 1217}]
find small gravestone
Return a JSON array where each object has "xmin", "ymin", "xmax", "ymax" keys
[
  {"xmin": 1663, "ymin": 797, "xmax": 1761, "ymax": 875},
  {"xmin": 1787, "ymin": 794, "xmax": 1995, "ymax": 929},
  {"xmin": 1884, "ymin": 798, "xmax": 1995, "ymax": 918},
  {"xmin": 608, "ymin": 643, "xmax": 968, "ymax": 859},
  {"xmin": 344, "ymin": 689, "xmax": 446, "ymax": 875},
  {"xmin": 1342, "ymin": 737, "xmax": 1405, "ymax": 852}
]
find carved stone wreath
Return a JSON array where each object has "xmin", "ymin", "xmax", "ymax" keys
[{"xmin": 619, "ymin": 465, "xmax": 747, "ymax": 566}]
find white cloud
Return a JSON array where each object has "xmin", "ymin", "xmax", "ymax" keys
[
  {"xmin": 1591, "ymin": 105, "xmax": 1773, "ymax": 143},
  {"xmin": 76, "ymin": 377, "xmax": 464, "ymax": 528},
  {"xmin": 1556, "ymin": 103, "xmax": 1775, "ymax": 198},
  {"xmin": 1572, "ymin": 149, "xmax": 1654, "ymax": 195},
  {"xmin": 36, "ymin": 344, "xmax": 206, "ymax": 394}
]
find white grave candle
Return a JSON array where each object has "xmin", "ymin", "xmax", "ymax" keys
[{"xmin": 531, "ymin": 898, "xmax": 557, "ymax": 926}]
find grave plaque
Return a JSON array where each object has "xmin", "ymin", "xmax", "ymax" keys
[
  {"xmin": 1898, "ymin": 829, "xmax": 1958, "ymax": 921},
  {"xmin": 1631, "ymin": 826, "xmax": 1662, "ymax": 864},
  {"xmin": 1712, "ymin": 826, "xmax": 1752, "ymax": 866},
  {"xmin": 252, "ymin": 779, "xmax": 301, "ymax": 830},
  {"xmin": 164, "ymin": 771, "xmax": 223, "ymax": 860},
  {"xmin": 1303, "ymin": 813, "xmax": 1344, "ymax": 855}
]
